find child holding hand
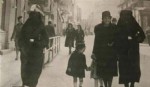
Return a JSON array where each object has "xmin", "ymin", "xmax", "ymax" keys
[{"xmin": 66, "ymin": 43, "xmax": 88, "ymax": 87}]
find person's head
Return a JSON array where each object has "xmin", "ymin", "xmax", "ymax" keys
[
  {"xmin": 77, "ymin": 25, "xmax": 82, "ymax": 30},
  {"xmin": 28, "ymin": 11, "xmax": 43, "ymax": 25},
  {"xmin": 119, "ymin": 10, "xmax": 133, "ymax": 22},
  {"xmin": 102, "ymin": 11, "xmax": 112, "ymax": 25},
  {"xmin": 48, "ymin": 21, "xmax": 52, "ymax": 25},
  {"xmin": 68, "ymin": 23, "xmax": 73, "ymax": 29},
  {"xmin": 76, "ymin": 43, "xmax": 86, "ymax": 53},
  {"xmin": 18, "ymin": 16, "xmax": 22, "ymax": 23},
  {"xmin": 112, "ymin": 18, "xmax": 117, "ymax": 24}
]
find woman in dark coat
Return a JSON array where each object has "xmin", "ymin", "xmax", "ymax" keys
[
  {"xmin": 18, "ymin": 11, "xmax": 49, "ymax": 87},
  {"xmin": 92, "ymin": 11, "xmax": 118, "ymax": 87},
  {"xmin": 65, "ymin": 23, "xmax": 76, "ymax": 54},
  {"xmin": 116, "ymin": 10, "xmax": 145, "ymax": 87},
  {"xmin": 75, "ymin": 25, "xmax": 85, "ymax": 46}
]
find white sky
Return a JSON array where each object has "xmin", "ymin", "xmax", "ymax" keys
[{"xmin": 76, "ymin": 0, "xmax": 121, "ymax": 19}]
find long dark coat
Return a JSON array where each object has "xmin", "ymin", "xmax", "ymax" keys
[
  {"xmin": 65, "ymin": 28, "xmax": 76, "ymax": 47},
  {"xmin": 92, "ymin": 23, "xmax": 118, "ymax": 79},
  {"xmin": 116, "ymin": 17, "xmax": 145, "ymax": 84},
  {"xmin": 18, "ymin": 12, "xmax": 49, "ymax": 87},
  {"xmin": 75, "ymin": 29, "xmax": 85, "ymax": 45},
  {"xmin": 66, "ymin": 51, "xmax": 87, "ymax": 78}
]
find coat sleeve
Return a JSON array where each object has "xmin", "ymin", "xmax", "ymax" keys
[
  {"xmin": 92, "ymin": 26, "xmax": 97, "ymax": 54},
  {"xmin": 67, "ymin": 54, "xmax": 74, "ymax": 68},
  {"xmin": 135, "ymin": 23, "xmax": 146, "ymax": 43},
  {"xmin": 11, "ymin": 25, "xmax": 17, "ymax": 40},
  {"xmin": 83, "ymin": 55, "xmax": 87, "ymax": 69},
  {"xmin": 41, "ymin": 28, "xmax": 49, "ymax": 49}
]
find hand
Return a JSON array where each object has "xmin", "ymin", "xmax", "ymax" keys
[
  {"xmin": 91, "ymin": 54, "xmax": 96, "ymax": 60},
  {"xmin": 108, "ymin": 42, "xmax": 114, "ymax": 47},
  {"xmin": 68, "ymin": 68, "xmax": 71, "ymax": 72},
  {"xmin": 128, "ymin": 36, "xmax": 132, "ymax": 40}
]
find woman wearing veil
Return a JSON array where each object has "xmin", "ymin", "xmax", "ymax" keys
[
  {"xmin": 116, "ymin": 10, "xmax": 145, "ymax": 87},
  {"xmin": 19, "ymin": 11, "xmax": 49, "ymax": 87}
]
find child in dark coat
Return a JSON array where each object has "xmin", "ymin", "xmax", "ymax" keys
[{"xmin": 66, "ymin": 43, "xmax": 88, "ymax": 87}]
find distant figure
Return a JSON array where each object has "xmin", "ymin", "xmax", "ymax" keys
[
  {"xmin": 66, "ymin": 43, "xmax": 88, "ymax": 87},
  {"xmin": 92, "ymin": 11, "xmax": 118, "ymax": 87},
  {"xmin": 65, "ymin": 23, "xmax": 76, "ymax": 54},
  {"xmin": 19, "ymin": 11, "xmax": 49, "ymax": 87},
  {"xmin": 116, "ymin": 10, "xmax": 145, "ymax": 87},
  {"xmin": 112, "ymin": 18, "xmax": 117, "ymax": 25},
  {"xmin": 45, "ymin": 21, "xmax": 55, "ymax": 47},
  {"xmin": 75, "ymin": 25, "xmax": 85, "ymax": 46},
  {"xmin": 145, "ymin": 25, "xmax": 150, "ymax": 46},
  {"xmin": 11, "ymin": 16, "xmax": 23, "ymax": 60}
]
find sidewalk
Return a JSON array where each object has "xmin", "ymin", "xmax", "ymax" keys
[{"xmin": 1, "ymin": 36, "xmax": 150, "ymax": 87}]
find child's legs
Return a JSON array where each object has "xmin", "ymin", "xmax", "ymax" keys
[
  {"xmin": 73, "ymin": 77, "xmax": 77, "ymax": 87},
  {"xmin": 103, "ymin": 78, "xmax": 108, "ymax": 87},
  {"xmin": 107, "ymin": 77, "xmax": 113, "ymax": 87},
  {"xmin": 94, "ymin": 79, "xmax": 98, "ymax": 87},
  {"xmin": 79, "ymin": 77, "xmax": 83, "ymax": 87},
  {"xmin": 103, "ymin": 76, "xmax": 113, "ymax": 87},
  {"xmin": 99, "ymin": 78, "xmax": 103, "ymax": 86}
]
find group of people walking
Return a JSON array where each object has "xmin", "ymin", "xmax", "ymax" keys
[
  {"xmin": 65, "ymin": 23, "xmax": 85, "ymax": 54},
  {"xmin": 10, "ymin": 6, "xmax": 146, "ymax": 87},
  {"xmin": 66, "ymin": 10, "xmax": 145, "ymax": 87}
]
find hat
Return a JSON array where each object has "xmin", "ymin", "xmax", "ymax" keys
[
  {"xmin": 112, "ymin": 18, "xmax": 117, "ymax": 22},
  {"xmin": 18, "ymin": 16, "xmax": 22, "ymax": 20},
  {"xmin": 120, "ymin": 10, "xmax": 132, "ymax": 17},
  {"xmin": 102, "ymin": 11, "xmax": 112, "ymax": 18},
  {"xmin": 76, "ymin": 43, "xmax": 85, "ymax": 50}
]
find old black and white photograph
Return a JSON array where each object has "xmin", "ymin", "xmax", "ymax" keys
[{"xmin": 0, "ymin": 0, "xmax": 150, "ymax": 87}]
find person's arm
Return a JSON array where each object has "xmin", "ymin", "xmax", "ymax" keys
[
  {"xmin": 52, "ymin": 27, "xmax": 55, "ymax": 36},
  {"xmin": 135, "ymin": 23, "xmax": 146, "ymax": 43},
  {"xmin": 41, "ymin": 27, "xmax": 49, "ymax": 49},
  {"xmin": 92, "ymin": 26, "xmax": 97, "ymax": 55},
  {"xmin": 11, "ymin": 25, "xmax": 16, "ymax": 40},
  {"xmin": 83, "ymin": 55, "xmax": 88, "ymax": 70}
]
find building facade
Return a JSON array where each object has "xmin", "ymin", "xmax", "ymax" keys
[{"xmin": 0, "ymin": 0, "xmax": 29, "ymax": 50}]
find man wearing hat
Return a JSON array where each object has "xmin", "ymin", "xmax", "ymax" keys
[
  {"xmin": 92, "ymin": 11, "xmax": 118, "ymax": 87},
  {"xmin": 11, "ymin": 16, "xmax": 23, "ymax": 60}
]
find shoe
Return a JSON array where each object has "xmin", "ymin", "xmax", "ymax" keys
[
  {"xmin": 15, "ymin": 58, "xmax": 18, "ymax": 60},
  {"xmin": 100, "ymin": 86, "xmax": 103, "ymax": 87}
]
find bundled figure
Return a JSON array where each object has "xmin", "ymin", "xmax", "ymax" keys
[
  {"xmin": 90, "ymin": 57, "xmax": 104, "ymax": 87},
  {"xmin": 65, "ymin": 23, "xmax": 76, "ymax": 54},
  {"xmin": 18, "ymin": 11, "xmax": 49, "ymax": 87},
  {"xmin": 75, "ymin": 25, "xmax": 85, "ymax": 46},
  {"xmin": 116, "ymin": 10, "xmax": 145, "ymax": 87},
  {"xmin": 92, "ymin": 11, "xmax": 118, "ymax": 87},
  {"xmin": 66, "ymin": 43, "xmax": 88, "ymax": 87}
]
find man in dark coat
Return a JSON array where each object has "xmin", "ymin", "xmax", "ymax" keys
[
  {"xmin": 18, "ymin": 11, "xmax": 49, "ymax": 87},
  {"xmin": 11, "ymin": 16, "xmax": 23, "ymax": 60},
  {"xmin": 92, "ymin": 11, "xmax": 118, "ymax": 87},
  {"xmin": 116, "ymin": 10, "xmax": 145, "ymax": 87},
  {"xmin": 45, "ymin": 21, "xmax": 55, "ymax": 47}
]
